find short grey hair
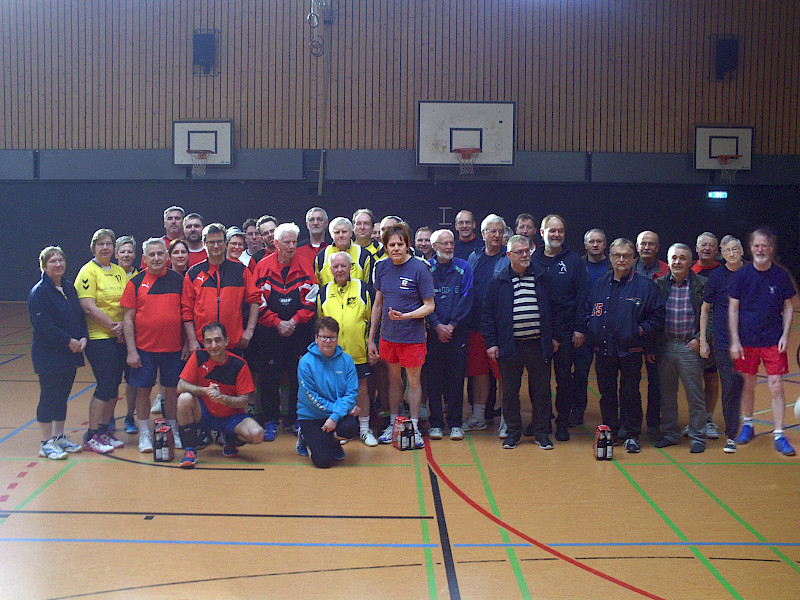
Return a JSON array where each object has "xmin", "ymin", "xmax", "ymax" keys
[
  {"xmin": 481, "ymin": 214, "xmax": 506, "ymax": 233},
  {"xmin": 608, "ymin": 238, "xmax": 635, "ymax": 253},
  {"xmin": 306, "ymin": 206, "xmax": 329, "ymax": 222},
  {"xmin": 275, "ymin": 222, "xmax": 301, "ymax": 242},
  {"xmin": 329, "ymin": 251, "xmax": 352, "ymax": 266},
  {"xmin": 116, "ymin": 235, "xmax": 136, "ymax": 252},
  {"xmin": 430, "ymin": 229, "xmax": 454, "ymax": 245},
  {"xmin": 142, "ymin": 237, "xmax": 166, "ymax": 254},
  {"xmin": 584, "ymin": 228, "xmax": 606, "ymax": 244},
  {"xmin": 668, "ymin": 243, "xmax": 692, "ymax": 257},
  {"xmin": 163, "ymin": 205, "xmax": 185, "ymax": 220},
  {"xmin": 506, "ymin": 234, "xmax": 530, "ymax": 252},
  {"xmin": 696, "ymin": 231, "xmax": 718, "ymax": 246},
  {"xmin": 328, "ymin": 217, "xmax": 353, "ymax": 237},
  {"xmin": 719, "ymin": 234, "xmax": 742, "ymax": 249}
]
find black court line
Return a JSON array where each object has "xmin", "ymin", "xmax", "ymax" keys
[
  {"xmin": 428, "ymin": 465, "xmax": 461, "ymax": 600},
  {"xmin": 47, "ymin": 561, "xmax": 428, "ymax": 599},
  {"xmin": 105, "ymin": 452, "xmax": 264, "ymax": 471},
  {"xmin": 0, "ymin": 509, "xmax": 433, "ymax": 520}
]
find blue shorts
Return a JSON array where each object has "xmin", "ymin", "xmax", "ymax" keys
[
  {"xmin": 129, "ymin": 350, "xmax": 184, "ymax": 388},
  {"xmin": 199, "ymin": 400, "xmax": 252, "ymax": 437}
]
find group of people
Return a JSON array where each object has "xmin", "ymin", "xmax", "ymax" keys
[{"xmin": 29, "ymin": 204, "xmax": 797, "ymax": 468}]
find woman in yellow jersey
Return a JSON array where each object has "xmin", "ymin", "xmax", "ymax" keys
[
  {"xmin": 317, "ymin": 252, "xmax": 377, "ymax": 446},
  {"xmin": 75, "ymin": 228, "xmax": 129, "ymax": 454},
  {"xmin": 315, "ymin": 217, "xmax": 373, "ymax": 288},
  {"xmin": 115, "ymin": 235, "xmax": 140, "ymax": 435}
]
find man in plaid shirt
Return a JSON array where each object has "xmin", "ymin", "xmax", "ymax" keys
[{"xmin": 654, "ymin": 243, "xmax": 708, "ymax": 453}]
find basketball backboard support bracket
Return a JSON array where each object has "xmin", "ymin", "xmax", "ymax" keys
[
  {"xmin": 694, "ymin": 126, "xmax": 752, "ymax": 171},
  {"xmin": 173, "ymin": 121, "xmax": 233, "ymax": 167},
  {"xmin": 417, "ymin": 101, "xmax": 515, "ymax": 167}
]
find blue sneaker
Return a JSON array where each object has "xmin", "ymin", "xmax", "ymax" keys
[
  {"xmin": 296, "ymin": 432, "xmax": 309, "ymax": 457},
  {"xmin": 124, "ymin": 416, "xmax": 139, "ymax": 434},
  {"xmin": 774, "ymin": 436, "xmax": 796, "ymax": 456},
  {"xmin": 263, "ymin": 420, "xmax": 278, "ymax": 442},
  {"xmin": 332, "ymin": 443, "xmax": 346, "ymax": 461},
  {"xmin": 736, "ymin": 423, "xmax": 755, "ymax": 445},
  {"xmin": 180, "ymin": 449, "xmax": 197, "ymax": 468}
]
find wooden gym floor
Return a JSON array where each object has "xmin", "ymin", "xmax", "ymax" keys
[{"xmin": 0, "ymin": 301, "xmax": 798, "ymax": 599}]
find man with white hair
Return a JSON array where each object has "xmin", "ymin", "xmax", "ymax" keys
[
  {"xmin": 295, "ymin": 206, "xmax": 330, "ymax": 269},
  {"xmin": 315, "ymin": 216, "xmax": 373, "ymax": 287},
  {"xmin": 425, "ymin": 229, "xmax": 474, "ymax": 441},
  {"xmin": 461, "ymin": 214, "xmax": 509, "ymax": 433},
  {"xmin": 654, "ymin": 243, "xmax": 707, "ymax": 452},
  {"xmin": 253, "ymin": 222, "xmax": 319, "ymax": 440}
]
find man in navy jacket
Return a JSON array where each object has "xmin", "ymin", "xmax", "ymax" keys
[
  {"xmin": 531, "ymin": 214, "xmax": 589, "ymax": 442},
  {"xmin": 586, "ymin": 238, "xmax": 665, "ymax": 452},
  {"xmin": 482, "ymin": 235, "xmax": 556, "ymax": 450}
]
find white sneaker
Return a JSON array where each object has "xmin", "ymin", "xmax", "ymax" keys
[
  {"xmin": 54, "ymin": 434, "xmax": 82, "ymax": 453},
  {"xmin": 151, "ymin": 394, "xmax": 163, "ymax": 414},
  {"xmin": 171, "ymin": 427, "xmax": 183, "ymax": 449},
  {"xmin": 428, "ymin": 427, "xmax": 443, "ymax": 440},
  {"xmin": 682, "ymin": 424, "xmax": 689, "ymax": 437},
  {"xmin": 360, "ymin": 430, "xmax": 378, "ymax": 447},
  {"xmin": 705, "ymin": 421, "xmax": 720, "ymax": 439},
  {"xmin": 83, "ymin": 434, "xmax": 114, "ymax": 454},
  {"xmin": 462, "ymin": 414, "xmax": 488, "ymax": 431},
  {"xmin": 497, "ymin": 416, "xmax": 508, "ymax": 439},
  {"xmin": 378, "ymin": 423, "xmax": 394, "ymax": 444},
  {"xmin": 449, "ymin": 427, "xmax": 464, "ymax": 441},
  {"xmin": 138, "ymin": 430, "xmax": 153, "ymax": 453},
  {"xmin": 39, "ymin": 439, "xmax": 67, "ymax": 460},
  {"xmin": 100, "ymin": 432, "xmax": 124, "ymax": 449},
  {"xmin": 414, "ymin": 430, "xmax": 425, "ymax": 449}
]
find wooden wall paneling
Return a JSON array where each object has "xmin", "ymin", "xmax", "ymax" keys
[
  {"xmin": 263, "ymin": 0, "xmax": 274, "ymax": 148},
  {"xmin": 31, "ymin": 0, "xmax": 43, "ymax": 148},
  {"xmin": 403, "ymin": 0, "xmax": 415, "ymax": 150},
  {"xmin": 341, "ymin": 2, "xmax": 351, "ymax": 148},
  {"xmin": 143, "ymin": 0, "xmax": 154, "ymax": 148},
  {"xmin": 664, "ymin": 0, "xmax": 675, "ymax": 153},
  {"xmin": 21, "ymin": 0, "xmax": 32, "ymax": 148},
  {"xmin": 28, "ymin": 0, "xmax": 39, "ymax": 148},
  {"xmin": 0, "ymin": 2, "xmax": 7, "ymax": 147},
  {"xmin": 249, "ymin": 1, "xmax": 260, "ymax": 149},
  {"xmin": 232, "ymin": 1, "xmax": 244, "ymax": 144},
  {"xmin": 366, "ymin": 0, "xmax": 376, "ymax": 148},
  {"xmin": 562, "ymin": 1, "xmax": 573, "ymax": 152},
  {"xmin": 770, "ymin": 3, "xmax": 785, "ymax": 155},
  {"xmin": 791, "ymin": 8, "xmax": 800, "ymax": 155},
  {"xmin": 629, "ymin": 0, "xmax": 641, "ymax": 152},
  {"xmin": 354, "ymin": 0, "xmax": 365, "ymax": 148},
  {"xmin": 375, "ymin": 0, "xmax": 386, "ymax": 148},
  {"xmin": 732, "ymin": 1, "xmax": 747, "ymax": 132}
]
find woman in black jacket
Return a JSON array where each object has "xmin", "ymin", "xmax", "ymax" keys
[{"xmin": 29, "ymin": 246, "xmax": 88, "ymax": 459}]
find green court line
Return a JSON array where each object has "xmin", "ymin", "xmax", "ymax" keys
[
  {"xmin": 467, "ymin": 436, "xmax": 531, "ymax": 599},
  {"xmin": 0, "ymin": 461, "xmax": 77, "ymax": 526},
  {"xmin": 660, "ymin": 450, "xmax": 800, "ymax": 575},
  {"xmin": 412, "ymin": 449, "xmax": 438, "ymax": 599},
  {"xmin": 613, "ymin": 460, "xmax": 743, "ymax": 599}
]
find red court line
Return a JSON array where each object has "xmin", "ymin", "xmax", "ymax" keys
[{"xmin": 424, "ymin": 441, "xmax": 666, "ymax": 600}]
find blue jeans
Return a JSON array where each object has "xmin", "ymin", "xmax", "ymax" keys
[{"xmin": 659, "ymin": 340, "xmax": 705, "ymax": 445}]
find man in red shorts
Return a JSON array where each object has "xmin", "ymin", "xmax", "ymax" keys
[
  {"xmin": 728, "ymin": 228, "xmax": 797, "ymax": 456},
  {"xmin": 176, "ymin": 322, "xmax": 263, "ymax": 467}
]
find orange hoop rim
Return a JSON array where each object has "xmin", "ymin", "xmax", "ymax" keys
[
  {"xmin": 717, "ymin": 154, "xmax": 741, "ymax": 166},
  {"xmin": 452, "ymin": 147, "xmax": 482, "ymax": 160},
  {"xmin": 187, "ymin": 149, "xmax": 211, "ymax": 160}
]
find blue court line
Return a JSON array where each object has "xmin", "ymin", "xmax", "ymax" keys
[
  {"xmin": 0, "ymin": 537, "xmax": 438, "ymax": 548},
  {"xmin": 0, "ymin": 354, "xmax": 24, "ymax": 367},
  {"xmin": 454, "ymin": 542, "xmax": 800, "ymax": 548},
  {"xmin": 0, "ymin": 383, "xmax": 96, "ymax": 445}
]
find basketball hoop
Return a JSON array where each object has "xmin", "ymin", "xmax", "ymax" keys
[
  {"xmin": 717, "ymin": 154, "xmax": 741, "ymax": 184},
  {"xmin": 187, "ymin": 149, "xmax": 210, "ymax": 176},
  {"xmin": 453, "ymin": 147, "xmax": 481, "ymax": 175}
]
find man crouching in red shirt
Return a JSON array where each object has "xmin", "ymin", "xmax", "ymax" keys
[{"xmin": 176, "ymin": 322, "xmax": 263, "ymax": 467}]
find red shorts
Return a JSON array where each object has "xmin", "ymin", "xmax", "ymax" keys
[
  {"xmin": 465, "ymin": 331, "xmax": 501, "ymax": 379},
  {"xmin": 734, "ymin": 345, "xmax": 789, "ymax": 376},
  {"xmin": 379, "ymin": 339, "xmax": 427, "ymax": 369}
]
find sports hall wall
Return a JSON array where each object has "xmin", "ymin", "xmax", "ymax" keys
[{"xmin": 1, "ymin": 1, "xmax": 799, "ymax": 300}]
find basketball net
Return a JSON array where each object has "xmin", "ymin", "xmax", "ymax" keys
[
  {"xmin": 453, "ymin": 148, "xmax": 481, "ymax": 175},
  {"xmin": 717, "ymin": 155, "xmax": 741, "ymax": 184},
  {"xmin": 188, "ymin": 150, "xmax": 210, "ymax": 176}
]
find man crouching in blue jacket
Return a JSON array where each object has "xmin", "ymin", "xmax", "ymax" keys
[
  {"xmin": 297, "ymin": 316, "xmax": 360, "ymax": 468},
  {"xmin": 586, "ymin": 238, "xmax": 665, "ymax": 453}
]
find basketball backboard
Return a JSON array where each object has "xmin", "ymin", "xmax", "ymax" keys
[
  {"xmin": 173, "ymin": 121, "xmax": 233, "ymax": 166},
  {"xmin": 417, "ymin": 101, "xmax": 515, "ymax": 167},
  {"xmin": 694, "ymin": 126, "xmax": 752, "ymax": 170}
]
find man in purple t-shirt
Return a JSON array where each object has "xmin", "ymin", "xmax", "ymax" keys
[{"xmin": 728, "ymin": 228, "xmax": 797, "ymax": 456}]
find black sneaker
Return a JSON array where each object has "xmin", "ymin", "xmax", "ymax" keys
[
  {"xmin": 690, "ymin": 441, "xmax": 705, "ymax": 454},
  {"xmin": 534, "ymin": 434, "xmax": 554, "ymax": 450},
  {"xmin": 568, "ymin": 412, "xmax": 584, "ymax": 427},
  {"xmin": 555, "ymin": 426, "xmax": 570, "ymax": 442},
  {"xmin": 654, "ymin": 437, "xmax": 677, "ymax": 448},
  {"xmin": 502, "ymin": 434, "xmax": 520, "ymax": 449},
  {"xmin": 623, "ymin": 438, "xmax": 641, "ymax": 453}
]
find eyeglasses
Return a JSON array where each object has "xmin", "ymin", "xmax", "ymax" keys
[
  {"xmin": 610, "ymin": 253, "xmax": 634, "ymax": 260},
  {"xmin": 206, "ymin": 239, "xmax": 226, "ymax": 246},
  {"xmin": 508, "ymin": 249, "xmax": 529, "ymax": 256},
  {"xmin": 316, "ymin": 335, "xmax": 338, "ymax": 342}
]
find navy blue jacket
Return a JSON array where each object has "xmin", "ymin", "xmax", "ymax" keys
[
  {"xmin": 426, "ymin": 256, "xmax": 474, "ymax": 331},
  {"xmin": 480, "ymin": 262, "xmax": 554, "ymax": 362},
  {"xmin": 532, "ymin": 246, "xmax": 589, "ymax": 339},
  {"xmin": 29, "ymin": 273, "xmax": 88, "ymax": 375},
  {"xmin": 586, "ymin": 270, "xmax": 665, "ymax": 357}
]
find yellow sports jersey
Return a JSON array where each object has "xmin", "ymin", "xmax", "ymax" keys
[
  {"xmin": 315, "ymin": 243, "xmax": 373, "ymax": 288},
  {"xmin": 362, "ymin": 240, "xmax": 386, "ymax": 261},
  {"xmin": 317, "ymin": 279, "xmax": 371, "ymax": 365},
  {"xmin": 75, "ymin": 260, "xmax": 128, "ymax": 339}
]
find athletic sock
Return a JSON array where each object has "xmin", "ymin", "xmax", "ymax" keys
[
  {"xmin": 389, "ymin": 413, "xmax": 398, "ymax": 426},
  {"xmin": 411, "ymin": 418, "xmax": 419, "ymax": 431},
  {"xmin": 473, "ymin": 404, "xmax": 485, "ymax": 421},
  {"xmin": 774, "ymin": 429, "xmax": 784, "ymax": 440},
  {"xmin": 743, "ymin": 417, "xmax": 753, "ymax": 425},
  {"xmin": 137, "ymin": 419, "xmax": 150, "ymax": 434},
  {"xmin": 179, "ymin": 424, "xmax": 198, "ymax": 449},
  {"xmin": 358, "ymin": 416, "xmax": 370, "ymax": 433},
  {"xmin": 98, "ymin": 423, "xmax": 109, "ymax": 435}
]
